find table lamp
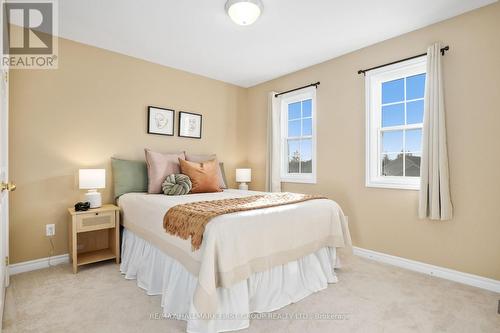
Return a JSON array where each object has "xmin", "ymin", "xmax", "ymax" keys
[
  {"xmin": 236, "ymin": 168, "xmax": 251, "ymax": 190},
  {"xmin": 79, "ymin": 169, "xmax": 105, "ymax": 208}
]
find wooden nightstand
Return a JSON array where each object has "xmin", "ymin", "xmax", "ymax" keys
[{"xmin": 67, "ymin": 204, "xmax": 120, "ymax": 273}]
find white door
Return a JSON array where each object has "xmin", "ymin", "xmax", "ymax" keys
[
  {"xmin": 0, "ymin": 0, "xmax": 14, "ymax": 326},
  {"xmin": 0, "ymin": 67, "xmax": 11, "ymax": 325}
]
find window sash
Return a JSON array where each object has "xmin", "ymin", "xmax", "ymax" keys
[
  {"xmin": 285, "ymin": 138, "xmax": 312, "ymax": 174},
  {"xmin": 378, "ymin": 124, "xmax": 424, "ymax": 180}
]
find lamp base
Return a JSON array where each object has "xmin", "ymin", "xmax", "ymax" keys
[
  {"xmin": 238, "ymin": 182, "xmax": 249, "ymax": 191},
  {"xmin": 85, "ymin": 190, "xmax": 102, "ymax": 208}
]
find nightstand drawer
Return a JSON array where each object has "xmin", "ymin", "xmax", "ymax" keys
[{"xmin": 76, "ymin": 210, "xmax": 115, "ymax": 232}]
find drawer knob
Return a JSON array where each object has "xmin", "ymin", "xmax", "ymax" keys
[{"xmin": 95, "ymin": 212, "xmax": 99, "ymax": 215}]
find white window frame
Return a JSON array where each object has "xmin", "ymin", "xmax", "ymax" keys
[
  {"xmin": 365, "ymin": 56, "xmax": 426, "ymax": 190},
  {"xmin": 280, "ymin": 88, "xmax": 317, "ymax": 184}
]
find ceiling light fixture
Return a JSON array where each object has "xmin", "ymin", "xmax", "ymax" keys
[{"xmin": 225, "ymin": 0, "xmax": 263, "ymax": 26}]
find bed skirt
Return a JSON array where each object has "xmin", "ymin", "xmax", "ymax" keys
[{"xmin": 120, "ymin": 229, "xmax": 340, "ymax": 333}]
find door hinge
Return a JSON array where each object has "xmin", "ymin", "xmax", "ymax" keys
[
  {"xmin": 4, "ymin": 72, "xmax": 7, "ymax": 83},
  {"xmin": 5, "ymin": 256, "xmax": 8, "ymax": 266}
]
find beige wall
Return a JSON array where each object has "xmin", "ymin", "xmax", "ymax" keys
[
  {"xmin": 9, "ymin": 37, "xmax": 247, "ymax": 263},
  {"xmin": 244, "ymin": 3, "xmax": 500, "ymax": 280},
  {"xmin": 9, "ymin": 3, "xmax": 500, "ymax": 280}
]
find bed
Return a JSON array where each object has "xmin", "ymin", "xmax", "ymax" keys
[{"xmin": 118, "ymin": 189, "xmax": 351, "ymax": 333}]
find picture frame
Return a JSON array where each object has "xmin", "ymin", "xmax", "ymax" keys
[
  {"xmin": 147, "ymin": 106, "xmax": 174, "ymax": 136},
  {"xmin": 178, "ymin": 111, "xmax": 202, "ymax": 139}
]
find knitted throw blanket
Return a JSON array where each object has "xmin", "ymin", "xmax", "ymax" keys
[{"xmin": 163, "ymin": 192, "xmax": 326, "ymax": 251}]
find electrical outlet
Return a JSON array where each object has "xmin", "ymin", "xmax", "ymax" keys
[{"xmin": 46, "ymin": 224, "xmax": 55, "ymax": 237}]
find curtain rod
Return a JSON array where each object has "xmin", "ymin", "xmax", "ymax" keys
[
  {"xmin": 357, "ymin": 46, "xmax": 450, "ymax": 76},
  {"xmin": 275, "ymin": 82, "xmax": 320, "ymax": 98}
]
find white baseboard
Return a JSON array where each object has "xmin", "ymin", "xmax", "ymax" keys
[
  {"xmin": 353, "ymin": 247, "xmax": 500, "ymax": 293},
  {"xmin": 8, "ymin": 248, "xmax": 500, "ymax": 294},
  {"xmin": 9, "ymin": 254, "xmax": 69, "ymax": 276}
]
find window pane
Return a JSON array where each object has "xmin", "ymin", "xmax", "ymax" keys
[
  {"xmin": 300, "ymin": 139, "xmax": 312, "ymax": 173},
  {"xmin": 382, "ymin": 130, "xmax": 403, "ymax": 153},
  {"xmin": 288, "ymin": 102, "xmax": 301, "ymax": 120},
  {"xmin": 382, "ymin": 103, "xmax": 404, "ymax": 127},
  {"xmin": 406, "ymin": 73, "xmax": 426, "ymax": 100},
  {"xmin": 382, "ymin": 153, "xmax": 403, "ymax": 176},
  {"xmin": 302, "ymin": 99, "xmax": 312, "ymax": 118},
  {"xmin": 288, "ymin": 120, "xmax": 301, "ymax": 137},
  {"xmin": 406, "ymin": 100, "xmax": 424, "ymax": 124},
  {"xmin": 405, "ymin": 129, "xmax": 422, "ymax": 152},
  {"xmin": 405, "ymin": 153, "xmax": 421, "ymax": 177},
  {"xmin": 287, "ymin": 140, "xmax": 300, "ymax": 173},
  {"xmin": 302, "ymin": 118, "xmax": 312, "ymax": 135},
  {"xmin": 382, "ymin": 78, "xmax": 404, "ymax": 104}
]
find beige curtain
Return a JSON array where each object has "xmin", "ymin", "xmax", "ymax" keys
[
  {"xmin": 265, "ymin": 92, "xmax": 282, "ymax": 192},
  {"xmin": 419, "ymin": 43, "xmax": 453, "ymax": 220}
]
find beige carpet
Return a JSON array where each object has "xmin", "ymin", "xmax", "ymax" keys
[{"xmin": 3, "ymin": 255, "xmax": 499, "ymax": 333}]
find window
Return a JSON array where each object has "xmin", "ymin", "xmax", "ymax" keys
[
  {"xmin": 280, "ymin": 88, "xmax": 316, "ymax": 183},
  {"xmin": 365, "ymin": 57, "xmax": 426, "ymax": 190}
]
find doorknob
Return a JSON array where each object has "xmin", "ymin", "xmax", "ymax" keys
[{"xmin": 0, "ymin": 182, "xmax": 16, "ymax": 192}]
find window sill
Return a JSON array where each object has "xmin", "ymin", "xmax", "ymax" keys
[
  {"xmin": 365, "ymin": 180, "xmax": 420, "ymax": 191},
  {"xmin": 281, "ymin": 176, "xmax": 317, "ymax": 184}
]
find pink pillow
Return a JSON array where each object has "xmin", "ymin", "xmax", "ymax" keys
[
  {"xmin": 145, "ymin": 149, "xmax": 186, "ymax": 193},
  {"xmin": 186, "ymin": 153, "xmax": 226, "ymax": 189}
]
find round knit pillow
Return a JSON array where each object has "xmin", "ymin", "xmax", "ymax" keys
[{"xmin": 162, "ymin": 174, "xmax": 192, "ymax": 195}]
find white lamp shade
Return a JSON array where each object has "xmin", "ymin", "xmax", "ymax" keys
[
  {"xmin": 225, "ymin": 0, "xmax": 263, "ymax": 26},
  {"xmin": 236, "ymin": 168, "xmax": 252, "ymax": 182},
  {"xmin": 79, "ymin": 169, "xmax": 106, "ymax": 189}
]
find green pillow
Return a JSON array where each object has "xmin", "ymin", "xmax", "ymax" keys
[{"xmin": 111, "ymin": 158, "xmax": 148, "ymax": 198}]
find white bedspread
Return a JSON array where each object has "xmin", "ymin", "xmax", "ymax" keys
[{"xmin": 118, "ymin": 189, "xmax": 351, "ymax": 314}]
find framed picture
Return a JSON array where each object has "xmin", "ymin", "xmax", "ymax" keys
[
  {"xmin": 178, "ymin": 111, "xmax": 202, "ymax": 139},
  {"xmin": 148, "ymin": 106, "xmax": 174, "ymax": 136}
]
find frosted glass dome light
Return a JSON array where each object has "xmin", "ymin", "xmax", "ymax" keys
[{"xmin": 225, "ymin": 0, "xmax": 263, "ymax": 26}]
